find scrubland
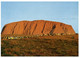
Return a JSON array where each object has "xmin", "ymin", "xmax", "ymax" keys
[{"xmin": 1, "ymin": 34, "xmax": 78, "ymax": 56}]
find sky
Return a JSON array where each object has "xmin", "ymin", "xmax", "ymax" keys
[{"xmin": 1, "ymin": 2, "xmax": 78, "ymax": 33}]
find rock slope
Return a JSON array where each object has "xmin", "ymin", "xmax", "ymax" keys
[{"xmin": 1, "ymin": 20, "xmax": 75, "ymax": 35}]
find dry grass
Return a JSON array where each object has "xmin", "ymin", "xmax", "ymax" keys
[{"xmin": 1, "ymin": 34, "xmax": 78, "ymax": 56}]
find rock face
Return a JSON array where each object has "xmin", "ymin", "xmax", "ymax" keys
[{"xmin": 1, "ymin": 20, "xmax": 75, "ymax": 35}]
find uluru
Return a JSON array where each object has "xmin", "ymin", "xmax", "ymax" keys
[{"xmin": 1, "ymin": 20, "xmax": 75, "ymax": 35}]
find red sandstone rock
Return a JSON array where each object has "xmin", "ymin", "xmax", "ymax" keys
[{"xmin": 1, "ymin": 20, "xmax": 75, "ymax": 35}]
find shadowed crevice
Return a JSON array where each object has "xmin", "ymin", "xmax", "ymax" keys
[
  {"xmin": 12, "ymin": 23, "xmax": 17, "ymax": 34},
  {"xmin": 24, "ymin": 22, "xmax": 28, "ymax": 30},
  {"xmin": 25, "ymin": 22, "xmax": 32, "ymax": 35},
  {"xmin": 29, "ymin": 22, "xmax": 33, "ymax": 34},
  {"xmin": 32, "ymin": 23, "xmax": 37, "ymax": 35},
  {"xmin": 41, "ymin": 22, "xmax": 46, "ymax": 33},
  {"xmin": 50, "ymin": 25, "xmax": 56, "ymax": 35}
]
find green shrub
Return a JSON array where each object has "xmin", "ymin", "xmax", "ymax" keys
[{"xmin": 72, "ymin": 36, "xmax": 74, "ymax": 39}]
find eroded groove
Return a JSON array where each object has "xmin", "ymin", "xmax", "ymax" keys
[
  {"xmin": 29, "ymin": 22, "xmax": 33, "ymax": 34},
  {"xmin": 41, "ymin": 22, "xmax": 46, "ymax": 33},
  {"xmin": 12, "ymin": 23, "xmax": 17, "ymax": 34},
  {"xmin": 25, "ymin": 22, "xmax": 30, "ymax": 34},
  {"xmin": 24, "ymin": 22, "xmax": 28, "ymax": 30},
  {"xmin": 32, "ymin": 23, "xmax": 37, "ymax": 34},
  {"xmin": 25, "ymin": 22, "xmax": 33, "ymax": 35},
  {"xmin": 50, "ymin": 25, "xmax": 56, "ymax": 35}
]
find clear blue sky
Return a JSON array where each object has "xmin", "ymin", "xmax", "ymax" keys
[{"xmin": 1, "ymin": 2, "xmax": 78, "ymax": 33}]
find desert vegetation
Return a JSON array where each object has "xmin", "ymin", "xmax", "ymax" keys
[{"xmin": 1, "ymin": 34, "xmax": 78, "ymax": 56}]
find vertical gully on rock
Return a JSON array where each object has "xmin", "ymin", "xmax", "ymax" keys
[
  {"xmin": 32, "ymin": 23, "xmax": 37, "ymax": 35},
  {"xmin": 50, "ymin": 25, "xmax": 56, "ymax": 35},
  {"xmin": 41, "ymin": 21, "xmax": 46, "ymax": 34},
  {"xmin": 12, "ymin": 23, "xmax": 17, "ymax": 34}
]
